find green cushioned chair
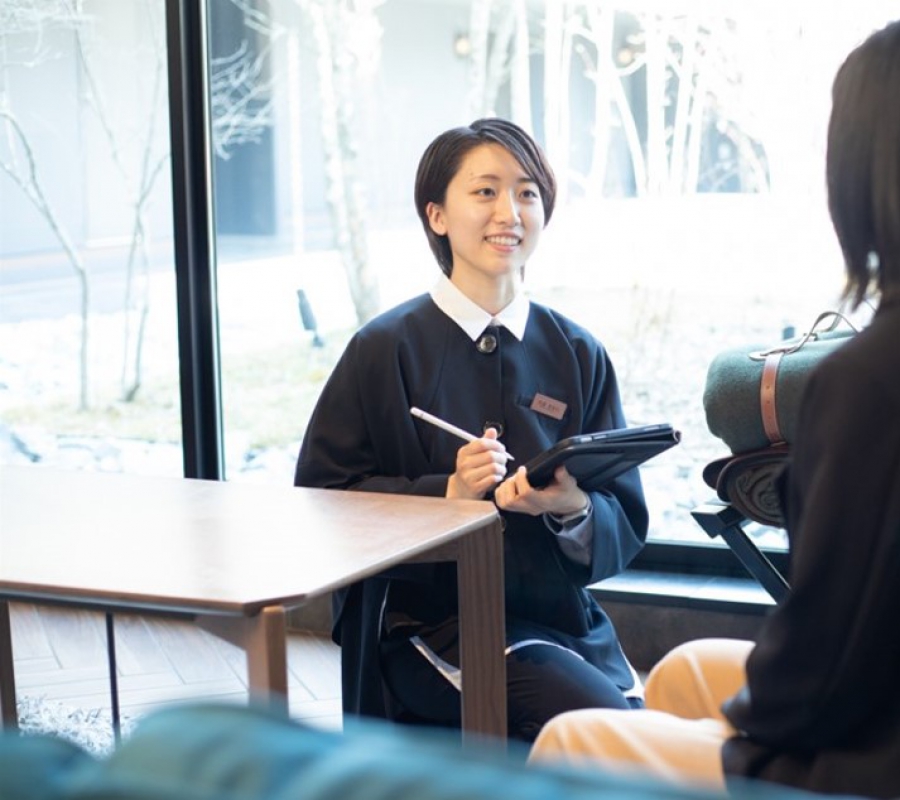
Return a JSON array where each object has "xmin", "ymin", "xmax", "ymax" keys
[{"xmin": 0, "ymin": 703, "xmax": 857, "ymax": 800}]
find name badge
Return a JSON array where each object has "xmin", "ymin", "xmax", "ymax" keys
[{"xmin": 530, "ymin": 393, "xmax": 567, "ymax": 420}]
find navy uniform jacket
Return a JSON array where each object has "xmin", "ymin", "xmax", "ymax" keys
[
  {"xmin": 722, "ymin": 298, "xmax": 900, "ymax": 798},
  {"xmin": 295, "ymin": 294, "xmax": 649, "ymax": 718}
]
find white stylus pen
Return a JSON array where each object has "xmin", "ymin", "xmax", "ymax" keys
[{"xmin": 410, "ymin": 406, "xmax": 515, "ymax": 461}]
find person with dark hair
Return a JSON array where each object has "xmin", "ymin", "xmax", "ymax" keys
[
  {"xmin": 530, "ymin": 20, "xmax": 900, "ymax": 798},
  {"xmin": 295, "ymin": 118, "xmax": 648, "ymax": 742}
]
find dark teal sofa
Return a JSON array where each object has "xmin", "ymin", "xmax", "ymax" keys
[{"xmin": 0, "ymin": 703, "xmax": 849, "ymax": 800}]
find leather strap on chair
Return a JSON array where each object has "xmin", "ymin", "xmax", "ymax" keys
[{"xmin": 760, "ymin": 351, "xmax": 785, "ymax": 444}]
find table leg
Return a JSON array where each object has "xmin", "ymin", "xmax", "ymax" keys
[
  {"xmin": 198, "ymin": 606, "xmax": 288, "ymax": 712},
  {"xmin": 457, "ymin": 518, "xmax": 506, "ymax": 744},
  {"xmin": 245, "ymin": 606, "xmax": 288, "ymax": 706},
  {"xmin": 0, "ymin": 601, "xmax": 17, "ymax": 731},
  {"xmin": 104, "ymin": 613, "xmax": 122, "ymax": 743}
]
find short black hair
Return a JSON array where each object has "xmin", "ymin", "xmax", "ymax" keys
[
  {"xmin": 414, "ymin": 118, "xmax": 557, "ymax": 276},
  {"xmin": 827, "ymin": 19, "xmax": 900, "ymax": 308}
]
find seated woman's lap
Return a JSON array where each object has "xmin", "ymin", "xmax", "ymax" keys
[
  {"xmin": 528, "ymin": 638, "xmax": 753, "ymax": 788},
  {"xmin": 529, "ymin": 708, "xmax": 733, "ymax": 789},
  {"xmin": 507, "ymin": 641, "xmax": 640, "ymax": 741},
  {"xmin": 380, "ymin": 634, "xmax": 639, "ymax": 742},
  {"xmin": 645, "ymin": 638, "xmax": 753, "ymax": 720}
]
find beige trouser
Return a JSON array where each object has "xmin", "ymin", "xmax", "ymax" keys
[{"xmin": 528, "ymin": 638, "xmax": 754, "ymax": 790}]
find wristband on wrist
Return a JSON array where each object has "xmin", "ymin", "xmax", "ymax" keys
[{"xmin": 551, "ymin": 502, "xmax": 590, "ymax": 528}]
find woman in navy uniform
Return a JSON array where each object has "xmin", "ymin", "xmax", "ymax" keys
[{"xmin": 295, "ymin": 118, "xmax": 648, "ymax": 742}]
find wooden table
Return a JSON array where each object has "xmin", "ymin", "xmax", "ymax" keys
[{"xmin": 0, "ymin": 465, "xmax": 506, "ymax": 741}]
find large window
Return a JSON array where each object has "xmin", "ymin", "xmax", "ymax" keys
[
  {"xmin": 1, "ymin": 1, "xmax": 893, "ymax": 554},
  {"xmin": 1, "ymin": 0, "xmax": 180, "ymax": 476},
  {"xmin": 208, "ymin": 1, "xmax": 889, "ymax": 550}
]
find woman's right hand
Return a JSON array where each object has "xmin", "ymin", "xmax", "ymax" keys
[{"xmin": 445, "ymin": 428, "xmax": 510, "ymax": 499}]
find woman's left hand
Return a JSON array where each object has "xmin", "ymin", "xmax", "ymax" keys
[{"xmin": 493, "ymin": 465, "xmax": 589, "ymax": 518}]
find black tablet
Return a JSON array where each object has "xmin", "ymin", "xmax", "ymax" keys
[{"xmin": 525, "ymin": 423, "xmax": 681, "ymax": 489}]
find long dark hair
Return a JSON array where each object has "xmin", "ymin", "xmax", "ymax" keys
[
  {"xmin": 414, "ymin": 118, "xmax": 557, "ymax": 276},
  {"xmin": 827, "ymin": 20, "xmax": 900, "ymax": 308}
]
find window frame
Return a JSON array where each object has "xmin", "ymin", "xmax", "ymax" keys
[{"xmin": 166, "ymin": 0, "xmax": 225, "ymax": 480}]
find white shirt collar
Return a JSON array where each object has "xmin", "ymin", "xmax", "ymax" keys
[{"xmin": 429, "ymin": 275, "xmax": 530, "ymax": 342}]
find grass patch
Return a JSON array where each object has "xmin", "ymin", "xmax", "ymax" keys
[{"xmin": 3, "ymin": 331, "xmax": 353, "ymax": 453}]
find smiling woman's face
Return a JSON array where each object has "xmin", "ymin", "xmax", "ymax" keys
[{"xmin": 425, "ymin": 143, "xmax": 545, "ymax": 288}]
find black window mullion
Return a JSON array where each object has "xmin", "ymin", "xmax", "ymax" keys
[{"xmin": 165, "ymin": 0, "xmax": 224, "ymax": 480}]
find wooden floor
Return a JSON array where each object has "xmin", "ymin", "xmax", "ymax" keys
[{"xmin": 7, "ymin": 602, "xmax": 342, "ymax": 731}]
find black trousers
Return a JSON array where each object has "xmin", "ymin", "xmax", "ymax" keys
[{"xmin": 380, "ymin": 629, "xmax": 642, "ymax": 743}]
